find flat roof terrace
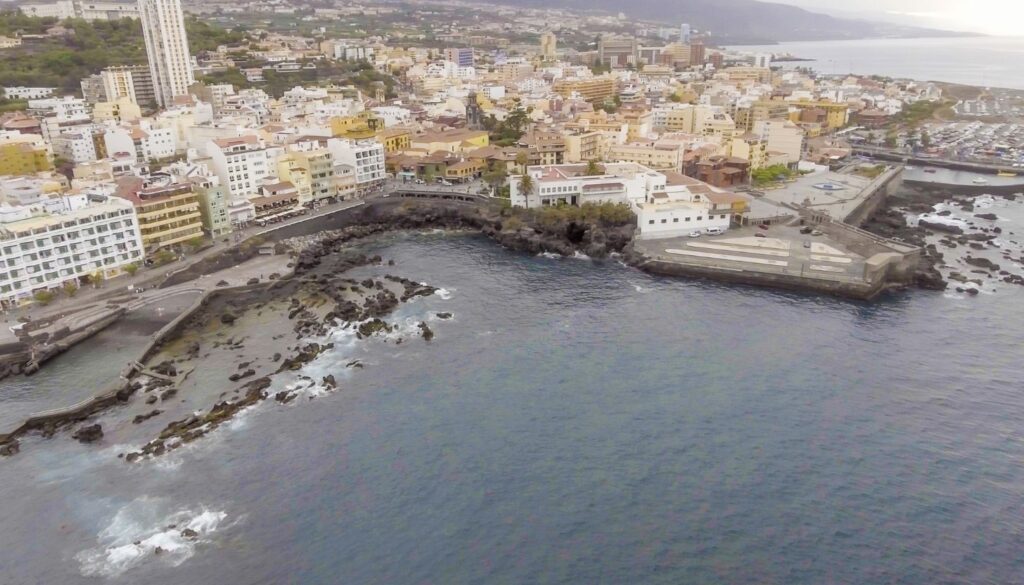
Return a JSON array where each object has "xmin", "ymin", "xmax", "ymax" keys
[{"xmin": 757, "ymin": 171, "xmax": 874, "ymax": 222}]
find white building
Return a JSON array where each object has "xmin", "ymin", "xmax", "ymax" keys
[
  {"xmin": 20, "ymin": 0, "xmax": 139, "ymax": 20},
  {"xmin": 204, "ymin": 135, "xmax": 280, "ymax": 200},
  {"xmin": 103, "ymin": 123, "xmax": 176, "ymax": 163},
  {"xmin": 0, "ymin": 196, "xmax": 144, "ymax": 307},
  {"xmin": 51, "ymin": 131, "xmax": 98, "ymax": 164},
  {"xmin": 510, "ymin": 162, "xmax": 667, "ymax": 209},
  {"xmin": 2, "ymin": 87, "xmax": 56, "ymax": 100},
  {"xmin": 752, "ymin": 120, "xmax": 804, "ymax": 165},
  {"xmin": 635, "ymin": 172, "xmax": 748, "ymax": 239},
  {"xmin": 28, "ymin": 96, "xmax": 90, "ymax": 121},
  {"xmin": 327, "ymin": 139, "xmax": 385, "ymax": 195},
  {"xmin": 139, "ymin": 0, "xmax": 195, "ymax": 108}
]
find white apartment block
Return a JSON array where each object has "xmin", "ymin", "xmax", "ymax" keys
[
  {"xmin": 139, "ymin": 0, "xmax": 195, "ymax": 108},
  {"xmin": 2, "ymin": 87, "xmax": 56, "ymax": 100},
  {"xmin": 104, "ymin": 124, "xmax": 176, "ymax": 163},
  {"xmin": 28, "ymin": 96, "xmax": 90, "ymax": 121},
  {"xmin": 327, "ymin": 139, "xmax": 385, "ymax": 194},
  {"xmin": 0, "ymin": 197, "xmax": 144, "ymax": 306},
  {"xmin": 205, "ymin": 135, "xmax": 280, "ymax": 200},
  {"xmin": 511, "ymin": 162, "xmax": 667, "ymax": 209},
  {"xmin": 751, "ymin": 120, "xmax": 804, "ymax": 165},
  {"xmin": 52, "ymin": 131, "xmax": 98, "ymax": 164},
  {"xmin": 20, "ymin": 0, "xmax": 139, "ymax": 20}
]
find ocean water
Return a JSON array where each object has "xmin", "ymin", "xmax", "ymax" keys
[
  {"xmin": 2, "ymin": 232, "xmax": 1024, "ymax": 583},
  {"xmin": 729, "ymin": 36, "xmax": 1024, "ymax": 90}
]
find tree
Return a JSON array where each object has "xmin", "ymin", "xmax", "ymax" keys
[
  {"xmin": 517, "ymin": 172, "xmax": 534, "ymax": 209},
  {"xmin": 482, "ymin": 164, "xmax": 508, "ymax": 196},
  {"xmin": 62, "ymin": 281, "xmax": 78, "ymax": 297},
  {"xmin": 584, "ymin": 159, "xmax": 604, "ymax": 176},
  {"xmin": 124, "ymin": 262, "xmax": 139, "ymax": 276},
  {"xmin": 920, "ymin": 130, "xmax": 931, "ymax": 148},
  {"xmin": 33, "ymin": 290, "xmax": 55, "ymax": 305}
]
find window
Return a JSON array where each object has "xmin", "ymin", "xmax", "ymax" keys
[
  {"xmin": 648, "ymin": 220, "xmax": 654, "ymax": 225},
  {"xmin": 673, "ymin": 218, "xmax": 679, "ymax": 223},
  {"xmin": 697, "ymin": 216, "xmax": 702, "ymax": 221},
  {"xmin": 661, "ymin": 219, "xmax": 667, "ymax": 224},
  {"xmin": 685, "ymin": 217, "xmax": 691, "ymax": 222}
]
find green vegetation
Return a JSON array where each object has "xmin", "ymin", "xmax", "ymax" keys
[
  {"xmin": 751, "ymin": 164, "xmax": 797, "ymax": 186},
  {"xmin": 482, "ymin": 164, "xmax": 509, "ymax": 196},
  {"xmin": 123, "ymin": 262, "xmax": 139, "ymax": 276},
  {"xmin": 516, "ymin": 172, "xmax": 534, "ymax": 208},
  {"xmin": 584, "ymin": 160, "xmax": 604, "ymax": 176},
  {"xmin": 853, "ymin": 164, "xmax": 887, "ymax": 179},
  {"xmin": 527, "ymin": 202, "xmax": 635, "ymax": 228},
  {"xmin": 0, "ymin": 97, "xmax": 27, "ymax": 112},
  {"xmin": 0, "ymin": 11, "xmax": 248, "ymax": 93},
  {"xmin": 153, "ymin": 249, "xmax": 176, "ymax": 266},
  {"xmin": 483, "ymin": 108, "xmax": 530, "ymax": 146},
  {"xmin": 32, "ymin": 290, "xmax": 55, "ymax": 305},
  {"xmin": 62, "ymin": 281, "xmax": 79, "ymax": 297},
  {"xmin": 895, "ymin": 100, "xmax": 953, "ymax": 128}
]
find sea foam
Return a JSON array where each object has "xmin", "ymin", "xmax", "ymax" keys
[{"xmin": 76, "ymin": 498, "xmax": 228, "ymax": 578}]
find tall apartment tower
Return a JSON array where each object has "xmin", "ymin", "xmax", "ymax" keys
[{"xmin": 138, "ymin": 0, "xmax": 194, "ymax": 108}]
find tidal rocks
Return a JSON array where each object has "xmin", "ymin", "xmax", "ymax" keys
[
  {"xmin": 133, "ymin": 410, "xmax": 163, "ymax": 424},
  {"xmin": 159, "ymin": 388, "xmax": 178, "ymax": 401},
  {"xmin": 126, "ymin": 377, "xmax": 272, "ymax": 462},
  {"xmin": 322, "ymin": 374, "xmax": 337, "ymax": 389},
  {"xmin": 228, "ymin": 369, "xmax": 255, "ymax": 382},
  {"xmin": 72, "ymin": 424, "xmax": 103, "ymax": 444},
  {"xmin": 974, "ymin": 213, "xmax": 999, "ymax": 221},
  {"xmin": 919, "ymin": 219, "xmax": 964, "ymax": 234},
  {"xmin": 435, "ymin": 312, "xmax": 453, "ymax": 319},
  {"xmin": 965, "ymin": 257, "xmax": 1000, "ymax": 272},
  {"xmin": 220, "ymin": 311, "xmax": 237, "ymax": 325},
  {"xmin": 180, "ymin": 528, "xmax": 198, "ymax": 540},
  {"xmin": 418, "ymin": 322, "xmax": 434, "ymax": 341},
  {"xmin": 357, "ymin": 319, "xmax": 391, "ymax": 338},
  {"xmin": 0, "ymin": 440, "xmax": 19, "ymax": 457}
]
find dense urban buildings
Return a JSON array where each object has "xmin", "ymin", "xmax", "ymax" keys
[{"xmin": 138, "ymin": 0, "xmax": 195, "ymax": 108}]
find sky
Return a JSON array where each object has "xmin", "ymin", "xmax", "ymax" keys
[{"xmin": 776, "ymin": 0, "xmax": 1024, "ymax": 36}]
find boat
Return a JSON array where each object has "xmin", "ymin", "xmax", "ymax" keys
[
  {"xmin": 972, "ymin": 178, "xmax": 989, "ymax": 185},
  {"xmin": 998, "ymin": 171, "xmax": 1017, "ymax": 177}
]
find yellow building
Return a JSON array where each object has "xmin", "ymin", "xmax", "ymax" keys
[
  {"xmin": 789, "ymin": 101, "xmax": 850, "ymax": 130},
  {"xmin": 444, "ymin": 159, "xmax": 486, "ymax": 182},
  {"xmin": 564, "ymin": 130, "xmax": 604, "ymax": 163},
  {"xmin": 410, "ymin": 129, "xmax": 489, "ymax": 154},
  {"xmin": 121, "ymin": 182, "xmax": 203, "ymax": 251},
  {"xmin": 729, "ymin": 134, "xmax": 769, "ymax": 170},
  {"xmin": 277, "ymin": 149, "xmax": 336, "ymax": 204},
  {"xmin": 92, "ymin": 97, "xmax": 142, "ymax": 124},
  {"xmin": 734, "ymin": 100, "xmax": 791, "ymax": 132},
  {"xmin": 377, "ymin": 127, "xmax": 412, "ymax": 153},
  {"xmin": 607, "ymin": 142, "xmax": 684, "ymax": 171},
  {"xmin": 330, "ymin": 111, "xmax": 385, "ymax": 140},
  {"xmin": 552, "ymin": 76, "xmax": 616, "ymax": 104},
  {"xmin": 0, "ymin": 139, "xmax": 53, "ymax": 175},
  {"xmin": 540, "ymin": 31, "xmax": 557, "ymax": 60}
]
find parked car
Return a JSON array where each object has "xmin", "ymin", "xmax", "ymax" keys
[
  {"xmin": 799, "ymin": 226, "xmax": 813, "ymax": 235},
  {"xmin": 803, "ymin": 241, "xmax": 811, "ymax": 248},
  {"xmin": 754, "ymin": 232, "xmax": 767, "ymax": 238},
  {"xmin": 811, "ymin": 229, "xmax": 823, "ymax": 236},
  {"xmin": 705, "ymin": 227, "xmax": 724, "ymax": 236},
  {"xmin": 688, "ymin": 231, "xmax": 701, "ymax": 238},
  {"xmin": 757, "ymin": 224, "xmax": 769, "ymax": 230}
]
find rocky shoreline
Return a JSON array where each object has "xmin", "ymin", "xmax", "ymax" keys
[{"xmin": 861, "ymin": 186, "xmax": 1024, "ymax": 292}]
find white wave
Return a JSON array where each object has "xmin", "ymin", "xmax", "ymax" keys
[
  {"xmin": 76, "ymin": 499, "xmax": 227, "ymax": 578},
  {"xmin": 632, "ymin": 284, "xmax": 645, "ymax": 292},
  {"xmin": 571, "ymin": 251, "xmax": 591, "ymax": 260},
  {"xmin": 912, "ymin": 213, "xmax": 968, "ymax": 230},
  {"xmin": 974, "ymin": 195, "xmax": 995, "ymax": 209},
  {"xmin": 434, "ymin": 288, "xmax": 453, "ymax": 300},
  {"xmin": 537, "ymin": 251, "xmax": 560, "ymax": 259}
]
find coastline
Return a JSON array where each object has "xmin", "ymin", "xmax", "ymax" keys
[{"xmin": 2, "ymin": 184, "xmax": 1006, "ymax": 456}]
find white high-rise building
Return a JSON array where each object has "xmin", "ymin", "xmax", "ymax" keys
[{"xmin": 138, "ymin": 0, "xmax": 195, "ymax": 108}]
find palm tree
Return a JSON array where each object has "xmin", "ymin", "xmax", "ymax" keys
[
  {"xmin": 517, "ymin": 172, "xmax": 534, "ymax": 209},
  {"xmin": 584, "ymin": 159, "xmax": 603, "ymax": 176}
]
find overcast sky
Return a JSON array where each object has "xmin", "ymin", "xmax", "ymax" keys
[{"xmin": 775, "ymin": 0, "xmax": 1022, "ymax": 36}]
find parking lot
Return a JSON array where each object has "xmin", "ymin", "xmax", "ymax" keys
[{"xmin": 635, "ymin": 223, "xmax": 869, "ymax": 283}]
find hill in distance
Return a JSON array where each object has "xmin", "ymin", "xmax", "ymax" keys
[{"xmin": 493, "ymin": 0, "xmax": 970, "ymax": 43}]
